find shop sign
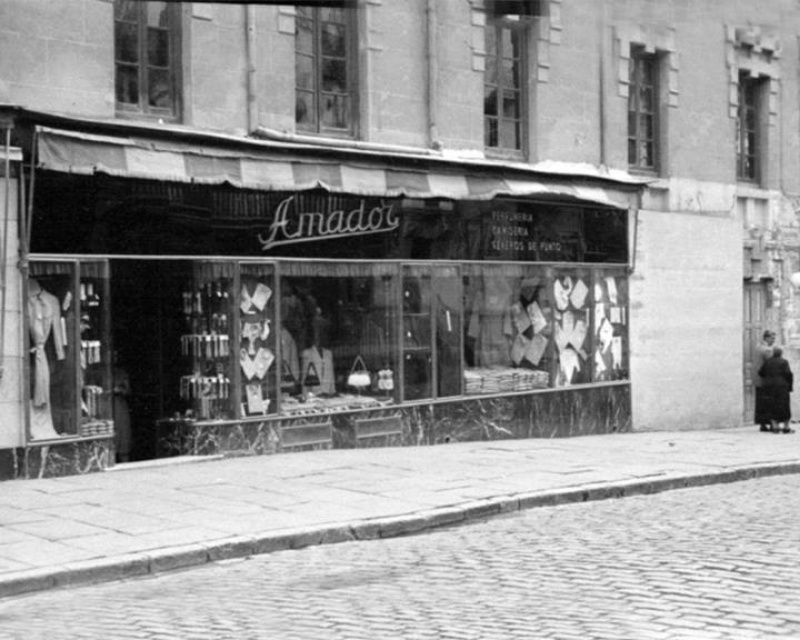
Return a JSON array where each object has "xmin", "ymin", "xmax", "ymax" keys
[
  {"xmin": 488, "ymin": 209, "xmax": 572, "ymax": 261},
  {"xmin": 258, "ymin": 195, "xmax": 400, "ymax": 250}
]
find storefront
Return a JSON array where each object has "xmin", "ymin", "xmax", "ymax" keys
[{"xmin": 5, "ymin": 111, "xmax": 643, "ymax": 478}]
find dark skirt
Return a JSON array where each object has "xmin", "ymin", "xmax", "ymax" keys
[
  {"xmin": 760, "ymin": 386, "xmax": 792, "ymax": 423},
  {"xmin": 754, "ymin": 387, "xmax": 771, "ymax": 425}
]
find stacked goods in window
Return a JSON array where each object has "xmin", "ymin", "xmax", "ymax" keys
[
  {"xmin": 79, "ymin": 279, "xmax": 113, "ymax": 435},
  {"xmin": 179, "ymin": 280, "xmax": 232, "ymax": 420},
  {"xmin": 239, "ymin": 278, "xmax": 275, "ymax": 416}
]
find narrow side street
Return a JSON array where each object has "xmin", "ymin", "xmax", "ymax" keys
[{"xmin": 3, "ymin": 474, "xmax": 799, "ymax": 640}]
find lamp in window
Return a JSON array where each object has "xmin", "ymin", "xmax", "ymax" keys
[{"xmin": 790, "ymin": 272, "xmax": 800, "ymax": 289}]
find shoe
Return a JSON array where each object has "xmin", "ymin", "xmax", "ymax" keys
[
  {"xmin": 760, "ymin": 425, "xmax": 771, "ymax": 432},
  {"xmin": 782, "ymin": 428, "xmax": 795, "ymax": 434}
]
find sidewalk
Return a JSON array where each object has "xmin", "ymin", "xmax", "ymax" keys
[{"xmin": 1, "ymin": 426, "xmax": 799, "ymax": 599}]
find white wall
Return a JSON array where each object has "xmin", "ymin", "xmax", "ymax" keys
[{"xmin": 630, "ymin": 196, "xmax": 743, "ymax": 431}]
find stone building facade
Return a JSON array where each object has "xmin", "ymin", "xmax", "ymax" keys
[{"xmin": 0, "ymin": 0, "xmax": 798, "ymax": 478}]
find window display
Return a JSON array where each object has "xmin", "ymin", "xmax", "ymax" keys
[
  {"xmin": 278, "ymin": 261, "xmax": 398, "ymax": 413},
  {"xmin": 239, "ymin": 264, "xmax": 277, "ymax": 417},
  {"xmin": 592, "ymin": 270, "xmax": 629, "ymax": 381},
  {"xmin": 178, "ymin": 263, "xmax": 235, "ymax": 420},
  {"xmin": 28, "ymin": 261, "xmax": 113, "ymax": 440}
]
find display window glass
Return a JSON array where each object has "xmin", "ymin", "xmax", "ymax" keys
[
  {"xmin": 591, "ymin": 269, "xmax": 629, "ymax": 382},
  {"xmin": 239, "ymin": 263, "xmax": 277, "ymax": 417},
  {"xmin": 28, "ymin": 260, "xmax": 113, "ymax": 440},
  {"xmin": 462, "ymin": 264, "xmax": 628, "ymax": 393},
  {"xmin": 178, "ymin": 262, "xmax": 237, "ymax": 421},
  {"xmin": 278, "ymin": 261, "xmax": 399, "ymax": 413}
]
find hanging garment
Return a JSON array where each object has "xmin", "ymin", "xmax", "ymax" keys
[
  {"xmin": 28, "ymin": 281, "xmax": 66, "ymax": 439},
  {"xmin": 300, "ymin": 346, "xmax": 335, "ymax": 395}
]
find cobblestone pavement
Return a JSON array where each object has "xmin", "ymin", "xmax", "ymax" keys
[{"xmin": 2, "ymin": 474, "xmax": 800, "ymax": 640}]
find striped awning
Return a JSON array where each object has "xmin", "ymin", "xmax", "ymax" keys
[{"xmin": 36, "ymin": 126, "xmax": 639, "ymax": 209}]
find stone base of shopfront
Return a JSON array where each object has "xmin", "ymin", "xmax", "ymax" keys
[
  {"xmin": 154, "ymin": 383, "xmax": 631, "ymax": 458},
  {"xmin": 1, "ymin": 438, "xmax": 113, "ymax": 481}
]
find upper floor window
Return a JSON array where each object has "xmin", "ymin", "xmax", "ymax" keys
[
  {"xmin": 295, "ymin": 6, "xmax": 357, "ymax": 136},
  {"xmin": 737, "ymin": 72, "xmax": 762, "ymax": 182},
  {"xmin": 628, "ymin": 46, "xmax": 658, "ymax": 171},
  {"xmin": 484, "ymin": 22, "xmax": 525, "ymax": 154},
  {"xmin": 114, "ymin": 1, "xmax": 180, "ymax": 119}
]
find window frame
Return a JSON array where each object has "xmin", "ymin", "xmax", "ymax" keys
[
  {"xmin": 737, "ymin": 71, "xmax": 763, "ymax": 183},
  {"xmin": 114, "ymin": 0, "xmax": 182, "ymax": 121},
  {"xmin": 483, "ymin": 19, "xmax": 528, "ymax": 158},
  {"xmin": 627, "ymin": 45, "xmax": 659, "ymax": 173},
  {"xmin": 295, "ymin": 5, "xmax": 359, "ymax": 138}
]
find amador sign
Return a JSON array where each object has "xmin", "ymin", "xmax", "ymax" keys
[{"xmin": 258, "ymin": 195, "xmax": 400, "ymax": 250}]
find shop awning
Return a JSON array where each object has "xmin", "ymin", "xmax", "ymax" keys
[{"xmin": 35, "ymin": 125, "xmax": 641, "ymax": 209}]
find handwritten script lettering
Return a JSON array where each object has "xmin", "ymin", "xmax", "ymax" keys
[{"xmin": 258, "ymin": 196, "xmax": 400, "ymax": 250}]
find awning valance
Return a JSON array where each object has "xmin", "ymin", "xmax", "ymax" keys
[{"xmin": 35, "ymin": 126, "xmax": 640, "ymax": 209}]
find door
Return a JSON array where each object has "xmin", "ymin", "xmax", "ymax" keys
[{"xmin": 743, "ymin": 281, "xmax": 768, "ymax": 424}]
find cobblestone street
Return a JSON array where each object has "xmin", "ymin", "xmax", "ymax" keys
[{"xmin": 2, "ymin": 474, "xmax": 799, "ymax": 639}]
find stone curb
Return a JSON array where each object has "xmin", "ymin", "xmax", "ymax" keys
[{"xmin": 1, "ymin": 460, "xmax": 799, "ymax": 600}]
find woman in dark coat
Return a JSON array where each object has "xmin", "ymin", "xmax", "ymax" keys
[
  {"xmin": 754, "ymin": 330, "xmax": 776, "ymax": 431},
  {"xmin": 758, "ymin": 346, "xmax": 795, "ymax": 434}
]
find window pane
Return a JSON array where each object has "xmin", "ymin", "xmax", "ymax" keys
[
  {"xmin": 116, "ymin": 65, "xmax": 139, "ymax": 104},
  {"xmin": 115, "ymin": 0, "xmax": 139, "ymax": 22},
  {"xmin": 639, "ymin": 86, "xmax": 654, "ymax": 112},
  {"xmin": 321, "ymin": 23, "xmax": 346, "ymax": 57},
  {"xmin": 321, "ymin": 93, "xmax": 348, "ymax": 129},
  {"xmin": 147, "ymin": 28, "xmax": 170, "ymax": 68},
  {"xmin": 280, "ymin": 266, "xmax": 399, "ymax": 410},
  {"xmin": 486, "ymin": 24, "xmax": 497, "ymax": 54},
  {"xmin": 402, "ymin": 266, "xmax": 432, "ymax": 401},
  {"xmin": 502, "ymin": 90, "xmax": 520, "ymax": 119},
  {"xmin": 296, "ymin": 91, "xmax": 316, "ymax": 128},
  {"xmin": 593, "ymin": 271, "xmax": 629, "ymax": 382},
  {"xmin": 148, "ymin": 69, "xmax": 172, "ymax": 109},
  {"xmin": 433, "ymin": 266, "xmax": 462, "ymax": 398},
  {"xmin": 464, "ymin": 265, "xmax": 553, "ymax": 394},
  {"xmin": 484, "ymin": 87, "xmax": 497, "ymax": 117},
  {"xmin": 500, "ymin": 119, "xmax": 520, "ymax": 150},
  {"xmin": 147, "ymin": 2, "xmax": 169, "ymax": 28},
  {"xmin": 295, "ymin": 15, "xmax": 313, "ymax": 55},
  {"xmin": 628, "ymin": 138, "xmax": 637, "ymax": 165},
  {"xmin": 115, "ymin": 23, "xmax": 139, "ymax": 63},
  {"xmin": 642, "ymin": 142, "xmax": 654, "ymax": 167},
  {"xmin": 640, "ymin": 114, "xmax": 654, "ymax": 140},
  {"xmin": 296, "ymin": 54, "xmax": 315, "ymax": 92},
  {"xmin": 485, "ymin": 117, "xmax": 498, "ymax": 147},
  {"xmin": 322, "ymin": 59, "xmax": 346, "ymax": 93},
  {"xmin": 28, "ymin": 263, "xmax": 80, "ymax": 439},
  {"xmin": 321, "ymin": 8, "xmax": 345, "ymax": 24},
  {"xmin": 239, "ymin": 264, "xmax": 276, "ymax": 418}
]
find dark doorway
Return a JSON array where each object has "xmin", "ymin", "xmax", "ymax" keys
[{"xmin": 111, "ymin": 260, "xmax": 192, "ymax": 461}]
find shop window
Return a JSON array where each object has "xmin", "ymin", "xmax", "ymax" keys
[
  {"xmin": 484, "ymin": 21, "xmax": 526, "ymax": 154},
  {"xmin": 114, "ymin": 0, "xmax": 181, "ymax": 119},
  {"xmin": 592, "ymin": 269, "xmax": 629, "ymax": 382},
  {"xmin": 628, "ymin": 45, "xmax": 659, "ymax": 172},
  {"xmin": 463, "ymin": 264, "xmax": 628, "ymax": 394},
  {"xmin": 279, "ymin": 261, "xmax": 398, "ymax": 411},
  {"xmin": 295, "ymin": 5, "xmax": 358, "ymax": 136},
  {"xmin": 737, "ymin": 72, "xmax": 764, "ymax": 182},
  {"xmin": 178, "ymin": 262, "xmax": 238, "ymax": 421},
  {"xmin": 28, "ymin": 261, "xmax": 112, "ymax": 441}
]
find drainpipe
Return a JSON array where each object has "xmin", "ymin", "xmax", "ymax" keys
[
  {"xmin": 426, "ymin": 0, "xmax": 439, "ymax": 148},
  {"xmin": 246, "ymin": 5, "xmax": 258, "ymax": 132},
  {"xmin": 598, "ymin": 1, "xmax": 608, "ymax": 167},
  {"xmin": 0, "ymin": 126, "xmax": 10, "ymax": 381}
]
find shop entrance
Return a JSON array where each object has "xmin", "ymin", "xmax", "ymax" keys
[{"xmin": 110, "ymin": 260, "xmax": 192, "ymax": 461}]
